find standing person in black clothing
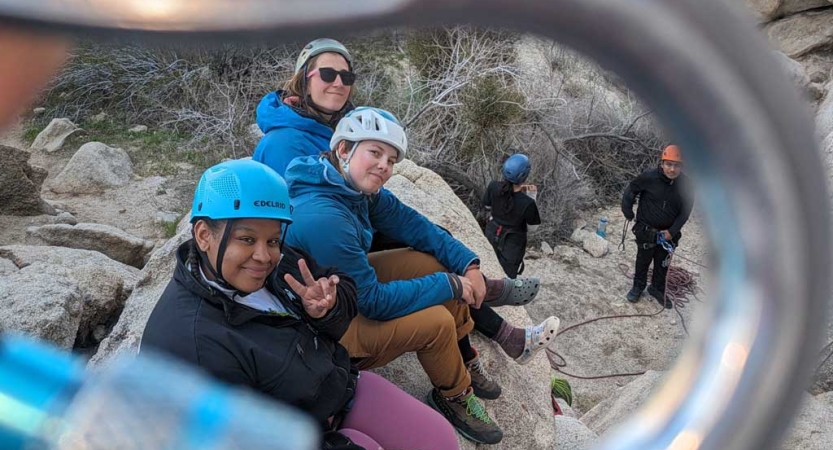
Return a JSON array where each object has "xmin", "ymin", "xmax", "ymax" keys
[
  {"xmin": 621, "ymin": 145, "xmax": 694, "ymax": 308},
  {"xmin": 483, "ymin": 153, "xmax": 543, "ymax": 278}
]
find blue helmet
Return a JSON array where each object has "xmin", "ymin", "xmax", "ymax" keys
[
  {"xmin": 191, "ymin": 159, "xmax": 293, "ymax": 224},
  {"xmin": 502, "ymin": 154, "xmax": 531, "ymax": 184}
]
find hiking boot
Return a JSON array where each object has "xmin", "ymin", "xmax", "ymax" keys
[
  {"xmin": 515, "ymin": 316, "xmax": 560, "ymax": 365},
  {"xmin": 427, "ymin": 387, "xmax": 503, "ymax": 444},
  {"xmin": 647, "ymin": 286, "xmax": 672, "ymax": 309},
  {"xmin": 486, "ymin": 277, "xmax": 540, "ymax": 307},
  {"xmin": 626, "ymin": 286, "xmax": 643, "ymax": 303},
  {"xmin": 465, "ymin": 351, "xmax": 502, "ymax": 400}
]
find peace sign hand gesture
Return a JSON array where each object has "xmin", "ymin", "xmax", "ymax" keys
[{"xmin": 284, "ymin": 259, "xmax": 340, "ymax": 319}]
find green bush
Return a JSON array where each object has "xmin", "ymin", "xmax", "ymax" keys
[{"xmin": 461, "ymin": 74, "xmax": 525, "ymax": 131}]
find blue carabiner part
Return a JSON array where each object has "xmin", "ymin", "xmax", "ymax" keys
[{"xmin": 656, "ymin": 232, "xmax": 675, "ymax": 253}]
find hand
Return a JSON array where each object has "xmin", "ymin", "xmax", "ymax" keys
[
  {"xmin": 522, "ymin": 184, "xmax": 538, "ymax": 193},
  {"xmin": 464, "ymin": 267, "xmax": 487, "ymax": 309},
  {"xmin": 283, "ymin": 259, "xmax": 340, "ymax": 319},
  {"xmin": 458, "ymin": 276, "xmax": 475, "ymax": 306},
  {"xmin": 624, "ymin": 211, "xmax": 635, "ymax": 221},
  {"xmin": 661, "ymin": 230, "xmax": 672, "ymax": 241}
]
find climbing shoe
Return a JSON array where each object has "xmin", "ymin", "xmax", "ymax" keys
[
  {"xmin": 465, "ymin": 351, "xmax": 502, "ymax": 400},
  {"xmin": 515, "ymin": 316, "xmax": 560, "ymax": 365},
  {"xmin": 486, "ymin": 277, "xmax": 540, "ymax": 307},
  {"xmin": 427, "ymin": 387, "xmax": 503, "ymax": 444},
  {"xmin": 626, "ymin": 286, "xmax": 643, "ymax": 303}
]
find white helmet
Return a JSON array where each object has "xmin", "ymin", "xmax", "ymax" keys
[{"xmin": 330, "ymin": 107, "xmax": 407, "ymax": 162}]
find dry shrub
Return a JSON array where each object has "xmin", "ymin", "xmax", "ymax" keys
[{"xmin": 37, "ymin": 30, "xmax": 664, "ymax": 242}]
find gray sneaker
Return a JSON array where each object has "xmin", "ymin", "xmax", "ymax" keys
[
  {"xmin": 427, "ymin": 387, "xmax": 503, "ymax": 444},
  {"xmin": 466, "ymin": 353, "xmax": 502, "ymax": 400}
]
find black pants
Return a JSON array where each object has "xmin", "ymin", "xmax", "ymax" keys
[
  {"xmin": 470, "ymin": 303, "xmax": 504, "ymax": 338},
  {"xmin": 633, "ymin": 243, "xmax": 673, "ymax": 294},
  {"xmin": 484, "ymin": 221, "xmax": 526, "ymax": 279},
  {"xmin": 632, "ymin": 226, "xmax": 680, "ymax": 295}
]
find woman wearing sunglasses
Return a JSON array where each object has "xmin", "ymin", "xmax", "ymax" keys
[{"xmin": 253, "ymin": 38, "xmax": 357, "ymax": 176}]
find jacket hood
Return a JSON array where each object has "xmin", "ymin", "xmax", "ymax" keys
[
  {"xmin": 256, "ymin": 91, "xmax": 355, "ymax": 136},
  {"xmin": 285, "ymin": 155, "xmax": 367, "ymax": 204},
  {"xmin": 255, "ymin": 91, "xmax": 334, "ymax": 139}
]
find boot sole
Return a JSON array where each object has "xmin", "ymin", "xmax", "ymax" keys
[{"xmin": 426, "ymin": 391, "xmax": 503, "ymax": 445}]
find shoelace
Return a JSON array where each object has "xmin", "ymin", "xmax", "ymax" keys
[
  {"xmin": 462, "ymin": 394, "xmax": 492, "ymax": 423},
  {"xmin": 467, "ymin": 358, "xmax": 494, "ymax": 382}
]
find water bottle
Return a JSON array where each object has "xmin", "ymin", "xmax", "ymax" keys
[
  {"xmin": 596, "ymin": 217, "xmax": 608, "ymax": 238},
  {"xmin": 0, "ymin": 334, "xmax": 319, "ymax": 450}
]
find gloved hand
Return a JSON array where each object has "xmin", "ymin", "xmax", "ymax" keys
[{"xmin": 623, "ymin": 210, "xmax": 635, "ymax": 221}]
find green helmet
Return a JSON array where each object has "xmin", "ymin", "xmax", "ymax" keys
[{"xmin": 295, "ymin": 38, "xmax": 352, "ymax": 74}]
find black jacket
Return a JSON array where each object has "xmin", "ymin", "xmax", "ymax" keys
[
  {"xmin": 482, "ymin": 180, "xmax": 541, "ymax": 232},
  {"xmin": 141, "ymin": 241, "xmax": 358, "ymax": 426},
  {"xmin": 621, "ymin": 167, "xmax": 694, "ymax": 236}
]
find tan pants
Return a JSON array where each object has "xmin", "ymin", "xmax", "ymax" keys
[{"xmin": 340, "ymin": 249, "xmax": 473, "ymax": 397}]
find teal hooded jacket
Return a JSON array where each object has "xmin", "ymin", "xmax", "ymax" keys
[
  {"xmin": 284, "ymin": 156, "xmax": 479, "ymax": 321},
  {"xmin": 252, "ymin": 91, "xmax": 335, "ymax": 176}
]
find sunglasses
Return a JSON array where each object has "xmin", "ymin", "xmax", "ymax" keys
[{"xmin": 307, "ymin": 67, "xmax": 356, "ymax": 86}]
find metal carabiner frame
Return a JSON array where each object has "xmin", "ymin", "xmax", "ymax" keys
[{"xmin": 0, "ymin": 1, "xmax": 828, "ymax": 449}]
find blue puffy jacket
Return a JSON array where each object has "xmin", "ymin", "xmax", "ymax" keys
[
  {"xmin": 252, "ymin": 91, "xmax": 335, "ymax": 176},
  {"xmin": 284, "ymin": 156, "xmax": 479, "ymax": 321}
]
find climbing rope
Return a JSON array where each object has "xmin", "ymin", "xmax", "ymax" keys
[
  {"xmin": 669, "ymin": 251, "xmax": 709, "ymax": 269},
  {"xmin": 546, "ymin": 238, "xmax": 704, "ymax": 381}
]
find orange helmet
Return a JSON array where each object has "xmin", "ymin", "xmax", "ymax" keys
[{"xmin": 661, "ymin": 145, "xmax": 683, "ymax": 163}]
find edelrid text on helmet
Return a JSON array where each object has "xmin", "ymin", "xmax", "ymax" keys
[
  {"xmin": 295, "ymin": 38, "xmax": 352, "ymax": 74},
  {"xmin": 502, "ymin": 154, "xmax": 531, "ymax": 184},
  {"xmin": 330, "ymin": 107, "xmax": 408, "ymax": 162},
  {"xmin": 253, "ymin": 200, "xmax": 287, "ymax": 209},
  {"xmin": 191, "ymin": 159, "xmax": 293, "ymax": 224}
]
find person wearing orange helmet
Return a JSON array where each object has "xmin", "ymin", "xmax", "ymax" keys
[{"xmin": 621, "ymin": 145, "xmax": 694, "ymax": 308}]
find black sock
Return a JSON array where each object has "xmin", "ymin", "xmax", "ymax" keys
[{"xmin": 458, "ymin": 335, "xmax": 477, "ymax": 363}]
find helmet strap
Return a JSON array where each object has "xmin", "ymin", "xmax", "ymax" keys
[
  {"xmin": 280, "ymin": 222, "xmax": 290, "ymax": 254},
  {"xmin": 193, "ymin": 219, "xmax": 237, "ymax": 292},
  {"xmin": 341, "ymin": 141, "xmax": 367, "ymax": 192}
]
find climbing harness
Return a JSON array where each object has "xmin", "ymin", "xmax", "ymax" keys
[{"xmin": 486, "ymin": 221, "xmax": 526, "ymax": 276}]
